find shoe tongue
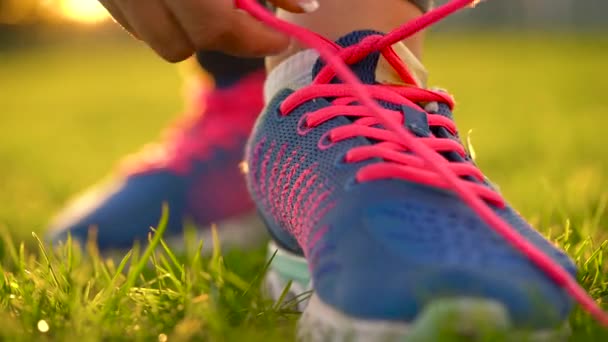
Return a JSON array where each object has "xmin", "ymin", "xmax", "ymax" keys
[{"xmin": 312, "ymin": 30, "xmax": 428, "ymax": 87}]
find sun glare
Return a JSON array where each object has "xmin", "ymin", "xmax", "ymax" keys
[{"xmin": 59, "ymin": 0, "xmax": 109, "ymax": 24}]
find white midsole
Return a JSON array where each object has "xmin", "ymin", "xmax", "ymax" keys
[
  {"xmin": 299, "ymin": 294, "xmax": 411, "ymax": 342},
  {"xmin": 265, "ymin": 242, "xmax": 570, "ymax": 342},
  {"xmin": 297, "ymin": 294, "xmax": 568, "ymax": 342}
]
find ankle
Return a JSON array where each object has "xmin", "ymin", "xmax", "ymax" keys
[{"xmin": 266, "ymin": 0, "xmax": 425, "ymax": 72}]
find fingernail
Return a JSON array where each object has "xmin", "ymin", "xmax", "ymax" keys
[{"xmin": 298, "ymin": 0, "xmax": 320, "ymax": 13}]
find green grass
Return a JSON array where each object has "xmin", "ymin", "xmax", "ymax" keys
[{"xmin": 0, "ymin": 31, "xmax": 608, "ymax": 340}]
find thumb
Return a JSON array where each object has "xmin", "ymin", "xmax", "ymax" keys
[{"xmin": 267, "ymin": 0, "xmax": 320, "ymax": 13}]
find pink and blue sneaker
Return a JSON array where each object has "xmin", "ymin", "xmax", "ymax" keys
[
  {"xmin": 48, "ymin": 70, "xmax": 265, "ymax": 251},
  {"xmin": 235, "ymin": 0, "xmax": 608, "ymax": 338}
]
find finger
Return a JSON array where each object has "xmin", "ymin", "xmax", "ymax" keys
[
  {"xmin": 116, "ymin": 0, "xmax": 194, "ymax": 62},
  {"xmin": 268, "ymin": 0, "xmax": 319, "ymax": 13},
  {"xmin": 163, "ymin": 0, "xmax": 289, "ymax": 57},
  {"xmin": 98, "ymin": 0, "xmax": 138, "ymax": 37},
  {"xmin": 218, "ymin": 9, "xmax": 291, "ymax": 56}
]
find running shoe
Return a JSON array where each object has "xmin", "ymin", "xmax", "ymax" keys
[
  {"xmin": 48, "ymin": 70, "xmax": 265, "ymax": 251},
  {"xmin": 238, "ymin": 1, "xmax": 584, "ymax": 339}
]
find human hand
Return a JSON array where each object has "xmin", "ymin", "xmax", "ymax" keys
[{"xmin": 99, "ymin": 0, "xmax": 319, "ymax": 62}]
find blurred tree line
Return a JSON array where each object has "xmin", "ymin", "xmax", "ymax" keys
[
  {"xmin": 439, "ymin": 0, "xmax": 607, "ymax": 29},
  {"xmin": 0, "ymin": 0, "xmax": 111, "ymax": 48},
  {"xmin": 0, "ymin": 0, "xmax": 48, "ymax": 25},
  {"xmin": 1, "ymin": 0, "xmax": 38, "ymax": 46},
  {"xmin": 1, "ymin": 0, "xmax": 606, "ymax": 28}
]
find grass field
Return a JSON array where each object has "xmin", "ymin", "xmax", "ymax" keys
[{"xmin": 1, "ymin": 30, "xmax": 608, "ymax": 340}]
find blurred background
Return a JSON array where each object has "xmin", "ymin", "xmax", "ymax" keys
[{"xmin": 0, "ymin": 0, "xmax": 607, "ymax": 242}]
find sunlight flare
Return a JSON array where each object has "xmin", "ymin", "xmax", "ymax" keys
[{"xmin": 58, "ymin": 0, "xmax": 109, "ymax": 24}]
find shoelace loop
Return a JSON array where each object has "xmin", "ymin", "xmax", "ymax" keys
[
  {"xmin": 282, "ymin": 81, "xmax": 503, "ymax": 205},
  {"xmin": 236, "ymin": 0, "xmax": 608, "ymax": 326}
]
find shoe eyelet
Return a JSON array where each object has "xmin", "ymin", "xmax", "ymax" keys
[
  {"xmin": 334, "ymin": 152, "xmax": 350, "ymax": 168},
  {"xmin": 344, "ymin": 176, "xmax": 359, "ymax": 191},
  {"xmin": 297, "ymin": 114, "xmax": 313, "ymax": 136},
  {"xmin": 318, "ymin": 131, "xmax": 335, "ymax": 150},
  {"xmin": 274, "ymin": 107, "xmax": 287, "ymax": 122}
]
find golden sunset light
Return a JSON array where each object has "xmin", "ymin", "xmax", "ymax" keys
[{"xmin": 58, "ymin": 0, "xmax": 110, "ymax": 24}]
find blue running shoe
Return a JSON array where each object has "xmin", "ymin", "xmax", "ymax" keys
[
  {"xmin": 244, "ymin": 23, "xmax": 580, "ymax": 341},
  {"xmin": 48, "ymin": 70, "xmax": 266, "ymax": 251}
]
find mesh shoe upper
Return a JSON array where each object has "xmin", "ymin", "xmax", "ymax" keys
[{"xmin": 245, "ymin": 31, "xmax": 576, "ymax": 328}]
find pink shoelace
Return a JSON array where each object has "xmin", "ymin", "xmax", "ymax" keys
[
  {"xmin": 282, "ymin": 84, "xmax": 503, "ymax": 205},
  {"xmin": 236, "ymin": 0, "xmax": 608, "ymax": 326}
]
